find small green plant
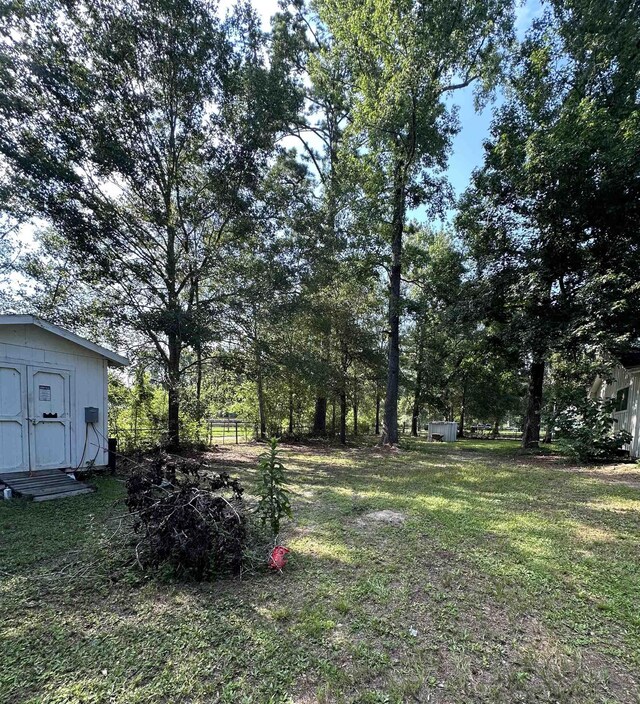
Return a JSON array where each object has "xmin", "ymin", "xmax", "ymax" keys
[{"xmin": 256, "ymin": 437, "xmax": 292, "ymax": 539}]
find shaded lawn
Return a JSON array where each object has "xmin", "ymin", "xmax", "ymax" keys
[{"xmin": 1, "ymin": 439, "xmax": 639, "ymax": 703}]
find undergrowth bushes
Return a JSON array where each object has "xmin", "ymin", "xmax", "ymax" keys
[{"xmin": 556, "ymin": 398, "xmax": 632, "ymax": 462}]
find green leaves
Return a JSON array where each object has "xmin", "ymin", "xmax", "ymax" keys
[
  {"xmin": 556, "ymin": 397, "xmax": 633, "ymax": 462},
  {"xmin": 255, "ymin": 437, "xmax": 293, "ymax": 539},
  {"xmin": 458, "ymin": 0, "xmax": 640, "ymax": 446}
]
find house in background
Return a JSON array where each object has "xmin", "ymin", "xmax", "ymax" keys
[
  {"xmin": 589, "ymin": 350, "xmax": 640, "ymax": 458},
  {"xmin": 0, "ymin": 315, "xmax": 128, "ymax": 484}
]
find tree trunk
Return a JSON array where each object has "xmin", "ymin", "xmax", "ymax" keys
[
  {"xmin": 374, "ymin": 386, "xmax": 381, "ymax": 435},
  {"xmin": 194, "ymin": 280, "xmax": 202, "ymax": 441},
  {"xmin": 165, "ymin": 215, "xmax": 181, "ymax": 450},
  {"xmin": 411, "ymin": 321, "xmax": 426, "ymax": 437},
  {"xmin": 195, "ymin": 348, "xmax": 202, "ymax": 440},
  {"xmin": 312, "ymin": 329, "xmax": 330, "ymax": 435},
  {"xmin": 167, "ymin": 332, "xmax": 181, "ymax": 450},
  {"xmin": 542, "ymin": 400, "xmax": 556, "ymax": 443},
  {"xmin": 353, "ymin": 398, "xmax": 358, "ymax": 436},
  {"xmin": 458, "ymin": 378, "xmax": 467, "ymax": 439},
  {"xmin": 288, "ymin": 383, "xmax": 294, "ymax": 435},
  {"xmin": 381, "ymin": 161, "xmax": 405, "ymax": 446},
  {"xmin": 255, "ymin": 343, "xmax": 267, "ymax": 440},
  {"xmin": 313, "ymin": 396, "xmax": 327, "ymax": 435},
  {"xmin": 339, "ymin": 341, "xmax": 349, "ymax": 444},
  {"xmin": 411, "ymin": 367, "xmax": 422, "ymax": 437},
  {"xmin": 313, "ymin": 110, "xmax": 340, "ymax": 437},
  {"xmin": 491, "ymin": 417, "xmax": 500, "ymax": 438},
  {"xmin": 332, "ymin": 398, "xmax": 336, "ymax": 436},
  {"xmin": 522, "ymin": 359, "xmax": 545, "ymax": 449}
]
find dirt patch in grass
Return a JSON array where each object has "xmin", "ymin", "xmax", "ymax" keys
[{"xmin": 355, "ymin": 509, "xmax": 407, "ymax": 527}]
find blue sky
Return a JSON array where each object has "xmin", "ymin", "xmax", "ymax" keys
[
  {"xmin": 445, "ymin": 0, "xmax": 543, "ymax": 200},
  {"xmin": 446, "ymin": 92, "xmax": 497, "ymax": 200}
]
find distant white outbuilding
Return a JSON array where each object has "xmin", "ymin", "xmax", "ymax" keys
[
  {"xmin": 0, "ymin": 315, "xmax": 129, "ymax": 475},
  {"xmin": 589, "ymin": 350, "xmax": 640, "ymax": 458},
  {"xmin": 428, "ymin": 421, "xmax": 458, "ymax": 442}
]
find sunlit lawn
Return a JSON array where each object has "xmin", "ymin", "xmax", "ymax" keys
[{"xmin": 1, "ymin": 438, "xmax": 639, "ymax": 703}]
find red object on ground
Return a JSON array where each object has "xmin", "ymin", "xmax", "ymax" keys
[{"xmin": 268, "ymin": 545, "xmax": 290, "ymax": 571}]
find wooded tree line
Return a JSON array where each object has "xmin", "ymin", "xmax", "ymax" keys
[{"xmin": 0, "ymin": 0, "xmax": 638, "ymax": 449}]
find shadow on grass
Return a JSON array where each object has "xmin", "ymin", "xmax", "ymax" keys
[{"xmin": 2, "ymin": 438, "xmax": 639, "ymax": 703}]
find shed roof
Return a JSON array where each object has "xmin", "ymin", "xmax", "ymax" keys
[{"xmin": 0, "ymin": 315, "xmax": 129, "ymax": 367}]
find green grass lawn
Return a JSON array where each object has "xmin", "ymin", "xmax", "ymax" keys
[{"xmin": 1, "ymin": 439, "xmax": 640, "ymax": 703}]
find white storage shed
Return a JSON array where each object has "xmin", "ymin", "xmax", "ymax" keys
[
  {"xmin": 0, "ymin": 315, "xmax": 128, "ymax": 475},
  {"xmin": 428, "ymin": 421, "xmax": 458, "ymax": 442}
]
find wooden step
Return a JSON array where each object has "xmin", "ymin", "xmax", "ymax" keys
[
  {"xmin": 1, "ymin": 470, "xmax": 94, "ymax": 501},
  {"xmin": 7, "ymin": 476, "xmax": 75, "ymax": 487},
  {"xmin": 4, "ymin": 477, "xmax": 76, "ymax": 489}
]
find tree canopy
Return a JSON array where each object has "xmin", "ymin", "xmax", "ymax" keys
[{"xmin": 1, "ymin": 0, "xmax": 638, "ymax": 451}]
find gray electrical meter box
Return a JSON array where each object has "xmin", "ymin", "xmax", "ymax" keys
[{"xmin": 85, "ymin": 407, "xmax": 99, "ymax": 423}]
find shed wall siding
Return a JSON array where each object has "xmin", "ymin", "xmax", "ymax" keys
[
  {"xmin": 0, "ymin": 325, "xmax": 109, "ymax": 468},
  {"xmin": 593, "ymin": 365, "xmax": 640, "ymax": 458}
]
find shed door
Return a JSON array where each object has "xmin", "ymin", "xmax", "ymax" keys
[
  {"xmin": 27, "ymin": 367, "xmax": 72, "ymax": 471},
  {"xmin": 0, "ymin": 363, "xmax": 29, "ymax": 473}
]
